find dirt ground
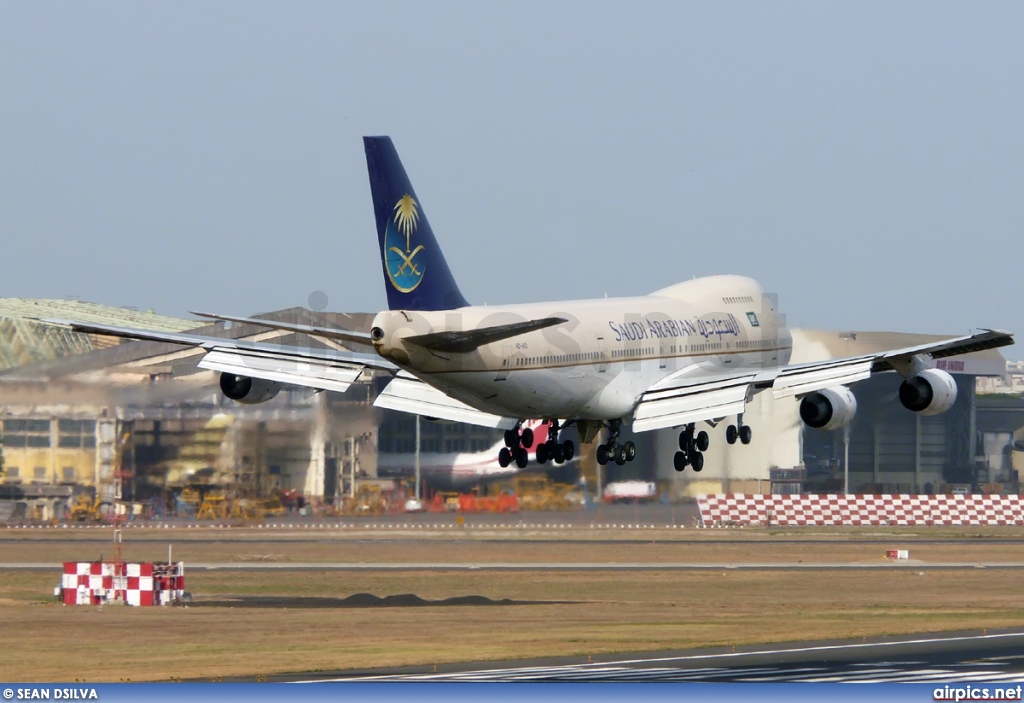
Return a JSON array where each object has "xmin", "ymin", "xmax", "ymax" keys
[{"xmin": 2, "ymin": 525, "xmax": 1024, "ymax": 682}]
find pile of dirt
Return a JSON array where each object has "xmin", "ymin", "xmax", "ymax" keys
[{"xmin": 192, "ymin": 593, "xmax": 568, "ymax": 609}]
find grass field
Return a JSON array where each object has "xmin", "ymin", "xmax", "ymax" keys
[{"xmin": 2, "ymin": 525, "xmax": 1024, "ymax": 682}]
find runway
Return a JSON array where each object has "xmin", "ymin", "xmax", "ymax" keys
[
  {"xmin": 8, "ymin": 561, "xmax": 1024, "ymax": 571},
  {"xmin": 295, "ymin": 630, "xmax": 1024, "ymax": 683}
]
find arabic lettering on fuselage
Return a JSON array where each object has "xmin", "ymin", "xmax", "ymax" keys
[{"xmin": 607, "ymin": 314, "xmax": 742, "ymax": 343}]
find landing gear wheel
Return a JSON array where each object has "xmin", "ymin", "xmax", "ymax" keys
[
  {"xmin": 504, "ymin": 429, "xmax": 519, "ymax": 448},
  {"xmin": 514, "ymin": 447, "xmax": 529, "ymax": 469},
  {"xmin": 520, "ymin": 427, "xmax": 534, "ymax": 448},
  {"xmin": 615, "ymin": 445, "xmax": 627, "ymax": 466},
  {"xmin": 498, "ymin": 447, "xmax": 511, "ymax": 468},
  {"xmin": 624, "ymin": 441, "xmax": 636, "ymax": 461},
  {"xmin": 740, "ymin": 425, "xmax": 752, "ymax": 445},
  {"xmin": 597, "ymin": 445, "xmax": 610, "ymax": 466},
  {"xmin": 691, "ymin": 452, "xmax": 704, "ymax": 472},
  {"xmin": 695, "ymin": 431, "xmax": 709, "ymax": 452},
  {"xmin": 726, "ymin": 425, "xmax": 738, "ymax": 445},
  {"xmin": 673, "ymin": 452, "xmax": 688, "ymax": 472},
  {"xmin": 562, "ymin": 440, "xmax": 575, "ymax": 461},
  {"xmin": 553, "ymin": 446, "xmax": 565, "ymax": 464},
  {"xmin": 536, "ymin": 443, "xmax": 548, "ymax": 464},
  {"xmin": 678, "ymin": 432, "xmax": 689, "ymax": 452}
]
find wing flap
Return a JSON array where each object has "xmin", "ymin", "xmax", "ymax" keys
[
  {"xmin": 375, "ymin": 373, "xmax": 518, "ymax": 429},
  {"xmin": 633, "ymin": 375, "xmax": 754, "ymax": 432},
  {"xmin": 771, "ymin": 360, "xmax": 873, "ymax": 399},
  {"xmin": 199, "ymin": 348, "xmax": 365, "ymax": 394}
]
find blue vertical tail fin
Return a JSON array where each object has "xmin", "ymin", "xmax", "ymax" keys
[{"xmin": 364, "ymin": 136, "xmax": 469, "ymax": 311}]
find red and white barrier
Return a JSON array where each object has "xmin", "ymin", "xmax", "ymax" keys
[
  {"xmin": 697, "ymin": 494, "xmax": 1024, "ymax": 526},
  {"xmin": 61, "ymin": 562, "xmax": 185, "ymax": 606}
]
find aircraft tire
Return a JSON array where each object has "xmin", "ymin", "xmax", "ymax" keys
[
  {"xmin": 553, "ymin": 446, "xmax": 565, "ymax": 464},
  {"xmin": 514, "ymin": 447, "xmax": 529, "ymax": 469},
  {"xmin": 696, "ymin": 431, "xmax": 709, "ymax": 452},
  {"xmin": 615, "ymin": 445, "xmax": 627, "ymax": 466},
  {"xmin": 597, "ymin": 445, "xmax": 609, "ymax": 466},
  {"xmin": 678, "ymin": 432, "xmax": 688, "ymax": 452},
  {"xmin": 740, "ymin": 425, "xmax": 752, "ymax": 445},
  {"xmin": 498, "ymin": 447, "xmax": 511, "ymax": 468},
  {"xmin": 521, "ymin": 427, "xmax": 534, "ymax": 448},
  {"xmin": 673, "ymin": 452, "xmax": 687, "ymax": 472},
  {"xmin": 726, "ymin": 425, "xmax": 738, "ymax": 445},
  {"xmin": 504, "ymin": 430, "xmax": 518, "ymax": 448},
  {"xmin": 624, "ymin": 441, "xmax": 636, "ymax": 461},
  {"xmin": 691, "ymin": 452, "xmax": 704, "ymax": 472},
  {"xmin": 562, "ymin": 440, "xmax": 575, "ymax": 461},
  {"xmin": 536, "ymin": 443, "xmax": 548, "ymax": 464}
]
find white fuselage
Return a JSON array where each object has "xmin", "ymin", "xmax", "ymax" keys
[
  {"xmin": 372, "ymin": 275, "xmax": 793, "ymax": 421},
  {"xmin": 377, "ymin": 420, "xmax": 555, "ymax": 490}
]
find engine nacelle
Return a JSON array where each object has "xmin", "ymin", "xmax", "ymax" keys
[
  {"xmin": 800, "ymin": 385, "xmax": 857, "ymax": 431},
  {"xmin": 219, "ymin": 373, "xmax": 281, "ymax": 404},
  {"xmin": 898, "ymin": 368, "xmax": 957, "ymax": 416}
]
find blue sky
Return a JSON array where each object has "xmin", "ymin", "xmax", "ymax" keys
[{"xmin": 1, "ymin": 2, "xmax": 1019, "ymax": 358}]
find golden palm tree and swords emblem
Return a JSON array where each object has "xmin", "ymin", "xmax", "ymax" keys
[{"xmin": 385, "ymin": 193, "xmax": 426, "ymax": 292}]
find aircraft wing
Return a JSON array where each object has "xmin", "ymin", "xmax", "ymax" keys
[
  {"xmin": 404, "ymin": 317, "xmax": 568, "ymax": 353},
  {"xmin": 190, "ymin": 311, "xmax": 374, "ymax": 347},
  {"xmin": 631, "ymin": 329, "xmax": 1013, "ymax": 432},
  {"xmin": 375, "ymin": 371, "xmax": 519, "ymax": 429},
  {"xmin": 40, "ymin": 318, "xmax": 397, "ymax": 394}
]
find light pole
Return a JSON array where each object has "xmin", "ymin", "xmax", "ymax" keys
[
  {"xmin": 843, "ymin": 424, "xmax": 851, "ymax": 495},
  {"xmin": 415, "ymin": 415, "xmax": 421, "ymax": 500}
]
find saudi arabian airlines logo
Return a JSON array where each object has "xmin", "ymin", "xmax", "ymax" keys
[{"xmin": 384, "ymin": 194, "xmax": 425, "ymax": 293}]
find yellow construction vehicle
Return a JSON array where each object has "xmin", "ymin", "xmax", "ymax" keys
[
  {"xmin": 69, "ymin": 494, "xmax": 104, "ymax": 522},
  {"xmin": 196, "ymin": 492, "xmax": 227, "ymax": 520}
]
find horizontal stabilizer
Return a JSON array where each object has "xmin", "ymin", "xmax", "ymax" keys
[
  {"xmin": 191, "ymin": 311, "xmax": 374, "ymax": 347},
  {"xmin": 405, "ymin": 317, "xmax": 568, "ymax": 353},
  {"xmin": 199, "ymin": 349, "xmax": 364, "ymax": 394},
  {"xmin": 375, "ymin": 372, "xmax": 518, "ymax": 429}
]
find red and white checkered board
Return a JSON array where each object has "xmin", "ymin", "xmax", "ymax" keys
[
  {"xmin": 696, "ymin": 494, "xmax": 1024, "ymax": 526},
  {"xmin": 61, "ymin": 562, "xmax": 184, "ymax": 606}
]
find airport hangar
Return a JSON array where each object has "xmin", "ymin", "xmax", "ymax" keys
[{"xmin": 0, "ymin": 298, "xmax": 1015, "ymax": 519}]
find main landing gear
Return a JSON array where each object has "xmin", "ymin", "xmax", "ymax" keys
[
  {"xmin": 498, "ymin": 425, "xmax": 531, "ymax": 469},
  {"xmin": 674, "ymin": 423, "xmax": 709, "ymax": 472},
  {"xmin": 535, "ymin": 420, "xmax": 575, "ymax": 466},
  {"xmin": 498, "ymin": 421, "xmax": 577, "ymax": 469},
  {"xmin": 726, "ymin": 414, "xmax": 752, "ymax": 445},
  {"xmin": 596, "ymin": 419, "xmax": 637, "ymax": 467}
]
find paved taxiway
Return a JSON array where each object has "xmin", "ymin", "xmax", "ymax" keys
[{"xmin": 288, "ymin": 630, "xmax": 1024, "ymax": 683}]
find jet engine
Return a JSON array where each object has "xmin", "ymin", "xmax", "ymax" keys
[
  {"xmin": 898, "ymin": 368, "xmax": 957, "ymax": 416},
  {"xmin": 799, "ymin": 385, "xmax": 857, "ymax": 431},
  {"xmin": 219, "ymin": 373, "xmax": 281, "ymax": 404}
]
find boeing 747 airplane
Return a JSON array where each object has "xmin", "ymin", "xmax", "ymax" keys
[{"xmin": 52, "ymin": 137, "xmax": 1014, "ymax": 473}]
